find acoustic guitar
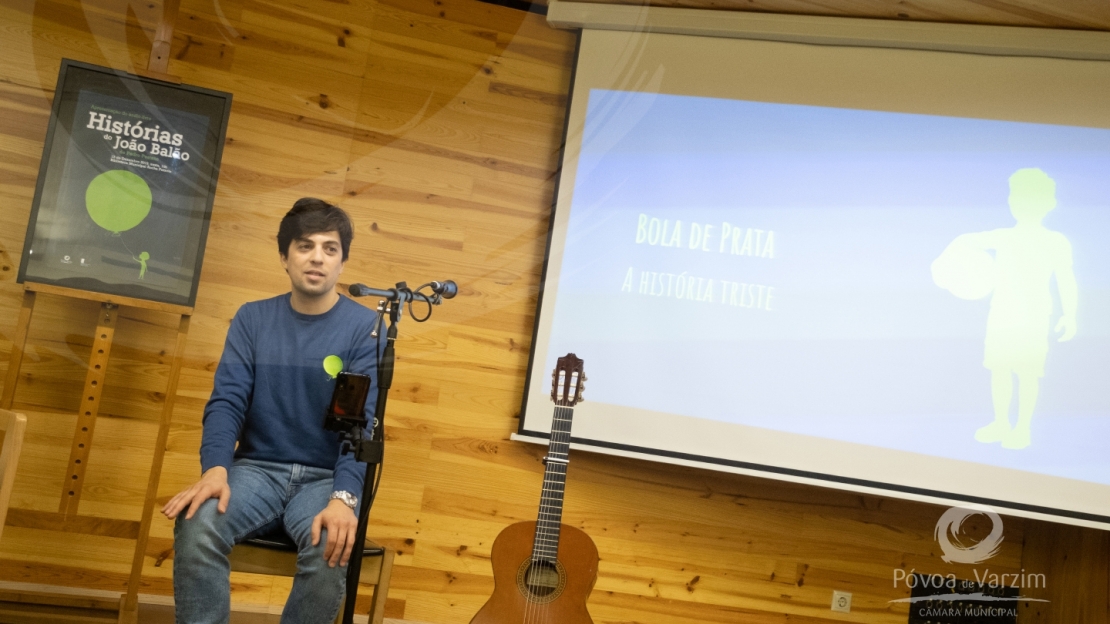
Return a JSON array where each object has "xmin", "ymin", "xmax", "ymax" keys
[{"xmin": 471, "ymin": 353, "xmax": 598, "ymax": 624}]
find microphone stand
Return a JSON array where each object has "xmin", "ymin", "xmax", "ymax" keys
[
  {"xmin": 340, "ymin": 279, "xmax": 455, "ymax": 624},
  {"xmin": 340, "ymin": 295, "xmax": 397, "ymax": 624}
]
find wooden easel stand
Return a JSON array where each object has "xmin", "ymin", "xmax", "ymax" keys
[
  {"xmin": 1, "ymin": 282, "xmax": 192, "ymax": 624},
  {"xmin": 3, "ymin": 2, "xmax": 192, "ymax": 619}
]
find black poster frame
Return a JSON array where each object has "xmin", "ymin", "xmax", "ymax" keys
[{"xmin": 17, "ymin": 59, "xmax": 233, "ymax": 308}]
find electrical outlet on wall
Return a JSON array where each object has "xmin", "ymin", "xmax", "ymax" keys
[{"xmin": 831, "ymin": 590, "xmax": 852, "ymax": 613}]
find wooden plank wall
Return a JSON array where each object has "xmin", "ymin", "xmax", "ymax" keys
[{"xmin": 0, "ymin": 0, "xmax": 1105, "ymax": 622}]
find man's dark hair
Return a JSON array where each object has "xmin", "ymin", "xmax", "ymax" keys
[{"xmin": 277, "ymin": 198, "xmax": 354, "ymax": 261}]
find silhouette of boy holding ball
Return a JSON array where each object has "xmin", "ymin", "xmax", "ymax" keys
[{"xmin": 932, "ymin": 168, "xmax": 1077, "ymax": 450}]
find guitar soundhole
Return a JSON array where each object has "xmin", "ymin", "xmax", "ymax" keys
[{"xmin": 516, "ymin": 559, "xmax": 566, "ymax": 603}]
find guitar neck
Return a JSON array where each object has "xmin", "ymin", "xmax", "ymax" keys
[{"xmin": 531, "ymin": 402, "xmax": 574, "ymax": 563}]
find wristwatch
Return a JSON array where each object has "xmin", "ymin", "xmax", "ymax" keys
[{"xmin": 330, "ymin": 490, "xmax": 358, "ymax": 509}]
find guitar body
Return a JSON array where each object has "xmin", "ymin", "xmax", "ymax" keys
[{"xmin": 470, "ymin": 521, "xmax": 598, "ymax": 624}]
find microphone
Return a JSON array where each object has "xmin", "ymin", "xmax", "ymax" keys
[
  {"xmin": 349, "ymin": 279, "xmax": 455, "ymax": 328},
  {"xmin": 348, "ymin": 280, "xmax": 457, "ymax": 303},
  {"xmin": 429, "ymin": 280, "xmax": 457, "ymax": 299},
  {"xmin": 348, "ymin": 283, "xmax": 398, "ymax": 299}
]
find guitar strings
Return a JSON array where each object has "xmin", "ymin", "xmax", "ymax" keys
[
  {"xmin": 527, "ymin": 405, "xmax": 553, "ymax": 624},
  {"xmin": 526, "ymin": 403, "xmax": 573, "ymax": 624},
  {"xmin": 547, "ymin": 406, "xmax": 571, "ymax": 624}
]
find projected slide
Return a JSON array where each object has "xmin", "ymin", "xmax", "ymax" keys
[{"xmin": 544, "ymin": 89, "xmax": 1110, "ymax": 486}]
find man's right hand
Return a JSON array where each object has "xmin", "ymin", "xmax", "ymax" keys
[{"xmin": 162, "ymin": 466, "xmax": 230, "ymax": 520}]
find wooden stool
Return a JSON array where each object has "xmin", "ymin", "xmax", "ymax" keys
[{"xmin": 228, "ymin": 532, "xmax": 394, "ymax": 624}]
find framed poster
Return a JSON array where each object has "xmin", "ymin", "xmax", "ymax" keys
[{"xmin": 17, "ymin": 59, "xmax": 233, "ymax": 307}]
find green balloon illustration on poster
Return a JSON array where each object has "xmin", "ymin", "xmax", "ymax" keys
[
  {"xmin": 86, "ymin": 169, "xmax": 153, "ymax": 279},
  {"xmin": 85, "ymin": 169, "xmax": 152, "ymax": 233}
]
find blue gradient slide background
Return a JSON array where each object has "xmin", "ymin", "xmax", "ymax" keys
[{"xmin": 546, "ymin": 89, "xmax": 1110, "ymax": 485}]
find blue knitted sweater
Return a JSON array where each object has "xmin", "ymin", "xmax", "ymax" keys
[{"xmin": 200, "ymin": 293, "xmax": 380, "ymax": 494}]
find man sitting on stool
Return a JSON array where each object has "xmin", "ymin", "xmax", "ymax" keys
[{"xmin": 164, "ymin": 198, "xmax": 381, "ymax": 624}]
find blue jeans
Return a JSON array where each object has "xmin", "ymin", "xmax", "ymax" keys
[{"xmin": 173, "ymin": 459, "xmax": 348, "ymax": 624}]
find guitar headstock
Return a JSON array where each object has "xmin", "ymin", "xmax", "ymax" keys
[{"xmin": 550, "ymin": 353, "xmax": 586, "ymax": 407}]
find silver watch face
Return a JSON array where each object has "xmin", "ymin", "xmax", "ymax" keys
[{"xmin": 331, "ymin": 491, "xmax": 357, "ymax": 508}]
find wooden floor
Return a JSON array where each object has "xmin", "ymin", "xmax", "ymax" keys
[
  {"xmin": 0, "ymin": 604, "xmax": 407, "ymax": 624},
  {"xmin": 0, "ymin": 581, "xmax": 414, "ymax": 624}
]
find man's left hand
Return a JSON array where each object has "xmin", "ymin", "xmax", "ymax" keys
[{"xmin": 312, "ymin": 499, "xmax": 358, "ymax": 567}]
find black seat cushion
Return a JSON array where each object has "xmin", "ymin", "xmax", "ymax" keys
[{"xmin": 242, "ymin": 530, "xmax": 385, "ymax": 557}]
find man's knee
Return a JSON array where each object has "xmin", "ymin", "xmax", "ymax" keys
[
  {"xmin": 174, "ymin": 499, "xmax": 232, "ymax": 556},
  {"xmin": 295, "ymin": 529, "xmax": 347, "ymax": 577}
]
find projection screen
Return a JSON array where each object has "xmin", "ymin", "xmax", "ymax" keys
[{"xmin": 518, "ymin": 8, "xmax": 1110, "ymax": 527}]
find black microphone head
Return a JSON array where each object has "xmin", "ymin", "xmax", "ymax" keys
[
  {"xmin": 434, "ymin": 280, "xmax": 458, "ymax": 299},
  {"xmin": 349, "ymin": 283, "xmax": 366, "ymax": 297}
]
